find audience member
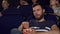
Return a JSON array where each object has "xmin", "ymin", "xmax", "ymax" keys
[
  {"xmin": 11, "ymin": 4, "xmax": 59, "ymax": 34},
  {"xmin": 50, "ymin": 0, "xmax": 60, "ymax": 27},
  {"xmin": 0, "ymin": 0, "xmax": 10, "ymax": 17},
  {"xmin": 17, "ymin": 0, "xmax": 29, "ymax": 9}
]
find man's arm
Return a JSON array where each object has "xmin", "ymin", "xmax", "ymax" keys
[
  {"xmin": 18, "ymin": 23, "xmax": 23, "ymax": 31},
  {"xmin": 18, "ymin": 22, "xmax": 29, "ymax": 32}
]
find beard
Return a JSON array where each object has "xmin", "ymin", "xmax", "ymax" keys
[{"xmin": 34, "ymin": 14, "xmax": 44, "ymax": 20}]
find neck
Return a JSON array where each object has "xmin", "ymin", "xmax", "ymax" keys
[{"xmin": 36, "ymin": 17, "xmax": 45, "ymax": 22}]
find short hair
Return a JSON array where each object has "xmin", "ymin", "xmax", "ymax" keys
[{"xmin": 32, "ymin": 4, "xmax": 44, "ymax": 9}]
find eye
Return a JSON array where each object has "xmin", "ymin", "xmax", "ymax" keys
[{"xmin": 37, "ymin": 9, "xmax": 40, "ymax": 11}]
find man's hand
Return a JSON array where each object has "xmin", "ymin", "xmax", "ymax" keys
[
  {"xmin": 51, "ymin": 25, "xmax": 59, "ymax": 31},
  {"xmin": 23, "ymin": 28, "xmax": 36, "ymax": 34},
  {"xmin": 18, "ymin": 22, "xmax": 29, "ymax": 31}
]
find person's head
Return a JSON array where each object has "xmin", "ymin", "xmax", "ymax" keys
[
  {"xmin": 32, "ymin": 0, "xmax": 37, "ymax": 3},
  {"xmin": 32, "ymin": 4, "xmax": 45, "ymax": 20},
  {"xmin": 2, "ymin": 0, "xmax": 9, "ymax": 9},
  {"xmin": 50, "ymin": 0, "xmax": 59, "ymax": 6},
  {"xmin": 32, "ymin": 0, "xmax": 39, "ymax": 4},
  {"xmin": 19, "ymin": 0, "xmax": 28, "ymax": 6}
]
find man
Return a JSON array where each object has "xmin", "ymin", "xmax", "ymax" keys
[
  {"xmin": 50, "ymin": 0, "xmax": 60, "ymax": 29},
  {"xmin": 11, "ymin": 4, "xmax": 59, "ymax": 34}
]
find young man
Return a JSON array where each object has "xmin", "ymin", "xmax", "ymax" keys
[{"xmin": 11, "ymin": 4, "xmax": 59, "ymax": 34}]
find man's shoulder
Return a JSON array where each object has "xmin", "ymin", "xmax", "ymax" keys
[
  {"xmin": 46, "ymin": 20, "xmax": 55, "ymax": 22},
  {"xmin": 46, "ymin": 20, "xmax": 57, "ymax": 25}
]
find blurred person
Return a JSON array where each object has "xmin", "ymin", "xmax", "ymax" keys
[
  {"xmin": 20, "ymin": 0, "xmax": 29, "ymax": 6},
  {"xmin": 50, "ymin": 0, "xmax": 60, "ymax": 28},
  {"xmin": 0, "ymin": 0, "xmax": 9, "ymax": 17},
  {"xmin": 32, "ymin": 0, "xmax": 37, "ymax": 4},
  {"xmin": 17, "ymin": 0, "xmax": 29, "ymax": 9},
  {"xmin": 31, "ymin": 0, "xmax": 39, "ymax": 5},
  {"xmin": 50, "ymin": 0, "xmax": 60, "ymax": 16},
  {"xmin": 11, "ymin": 4, "xmax": 59, "ymax": 34}
]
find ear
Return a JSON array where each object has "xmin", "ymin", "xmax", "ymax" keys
[{"xmin": 43, "ymin": 9, "xmax": 45, "ymax": 13}]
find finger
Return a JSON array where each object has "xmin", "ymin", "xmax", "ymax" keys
[
  {"xmin": 22, "ymin": 22, "xmax": 29, "ymax": 29},
  {"xmin": 23, "ymin": 29, "xmax": 31, "ymax": 34}
]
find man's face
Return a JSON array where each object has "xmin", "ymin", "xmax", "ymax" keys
[
  {"xmin": 33, "ymin": 5, "xmax": 44, "ymax": 20},
  {"xmin": 50, "ymin": 0, "xmax": 58, "ymax": 5},
  {"xmin": 2, "ymin": 1, "xmax": 9, "ymax": 9}
]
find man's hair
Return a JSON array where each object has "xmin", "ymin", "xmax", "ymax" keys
[{"xmin": 32, "ymin": 4, "xmax": 44, "ymax": 9}]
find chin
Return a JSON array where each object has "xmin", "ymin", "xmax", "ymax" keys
[{"xmin": 35, "ymin": 17, "xmax": 40, "ymax": 19}]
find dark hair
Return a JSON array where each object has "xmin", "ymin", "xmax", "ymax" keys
[{"xmin": 32, "ymin": 4, "xmax": 44, "ymax": 9}]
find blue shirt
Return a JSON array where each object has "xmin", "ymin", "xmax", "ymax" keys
[{"xmin": 29, "ymin": 20, "xmax": 57, "ymax": 32}]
